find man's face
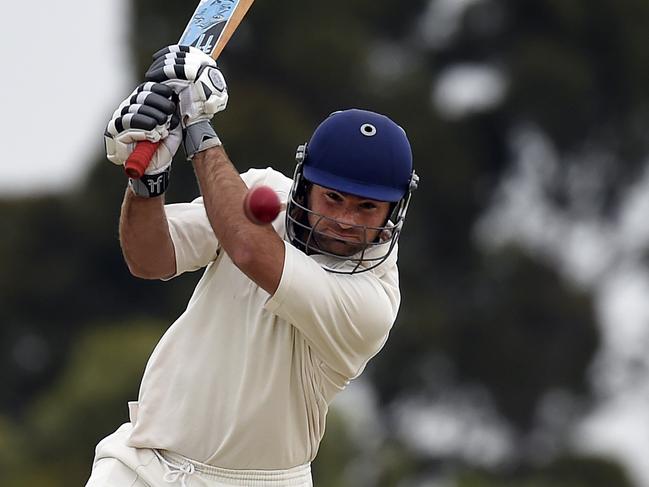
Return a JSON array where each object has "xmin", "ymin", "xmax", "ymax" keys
[{"xmin": 306, "ymin": 184, "xmax": 391, "ymax": 257}]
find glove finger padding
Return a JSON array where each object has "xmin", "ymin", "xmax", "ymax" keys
[
  {"xmin": 144, "ymin": 45, "xmax": 228, "ymax": 127},
  {"xmin": 106, "ymin": 83, "xmax": 176, "ymax": 139},
  {"xmin": 146, "ymin": 47, "xmax": 215, "ymax": 81},
  {"xmin": 105, "ymin": 82, "xmax": 182, "ymax": 175}
]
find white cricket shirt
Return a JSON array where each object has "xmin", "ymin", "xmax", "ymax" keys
[{"xmin": 126, "ymin": 167, "xmax": 401, "ymax": 469}]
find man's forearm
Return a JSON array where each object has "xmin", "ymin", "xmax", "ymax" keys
[
  {"xmin": 192, "ymin": 146, "xmax": 250, "ymax": 262},
  {"xmin": 119, "ymin": 187, "xmax": 176, "ymax": 279},
  {"xmin": 192, "ymin": 146, "xmax": 285, "ymax": 294}
]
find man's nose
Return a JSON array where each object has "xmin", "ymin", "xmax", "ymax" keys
[
  {"xmin": 336, "ymin": 220, "xmax": 354, "ymax": 230},
  {"xmin": 333, "ymin": 208, "xmax": 358, "ymax": 229}
]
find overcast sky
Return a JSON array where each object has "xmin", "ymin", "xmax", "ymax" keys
[{"xmin": 0, "ymin": 0, "xmax": 132, "ymax": 196}]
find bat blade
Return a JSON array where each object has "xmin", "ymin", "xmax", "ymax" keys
[
  {"xmin": 124, "ymin": 0, "xmax": 255, "ymax": 179},
  {"xmin": 179, "ymin": 0, "xmax": 255, "ymax": 59}
]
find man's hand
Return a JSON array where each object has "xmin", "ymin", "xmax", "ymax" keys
[
  {"xmin": 105, "ymin": 82, "xmax": 181, "ymax": 197},
  {"xmin": 145, "ymin": 45, "xmax": 228, "ymax": 159}
]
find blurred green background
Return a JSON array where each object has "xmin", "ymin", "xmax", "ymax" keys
[{"xmin": 2, "ymin": 0, "xmax": 649, "ymax": 485}]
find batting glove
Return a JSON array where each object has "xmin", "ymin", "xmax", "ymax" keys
[
  {"xmin": 145, "ymin": 45, "xmax": 227, "ymax": 159},
  {"xmin": 105, "ymin": 82, "xmax": 182, "ymax": 197}
]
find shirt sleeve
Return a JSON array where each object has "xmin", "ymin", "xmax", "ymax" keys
[
  {"xmin": 164, "ymin": 198, "xmax": 219, "ymax": 278},
  {"xmin": 265, "ymin": 241, "xmax": 401, "ymax": 378}
]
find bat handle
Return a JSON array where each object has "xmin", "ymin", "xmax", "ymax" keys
[{"xmin": 124, "ymin": 140, "xmax": 160, "ymax": 179}]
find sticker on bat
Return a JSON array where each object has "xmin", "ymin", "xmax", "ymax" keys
[{"xmin": 179, "ymin": 0, "xmax": 240, "ymax": 55}]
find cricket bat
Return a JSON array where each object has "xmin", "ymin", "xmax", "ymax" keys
[{"xmin": 125, "ymin": 0, "xmax": 255, "ymax": 179}]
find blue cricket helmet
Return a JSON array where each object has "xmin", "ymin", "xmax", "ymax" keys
[
  {"xmin": 286, "ymin": 108, "xmax": 418, "ymax": 274},
  {"xmin": 302, "ymin": 109, "xmax": 413, "ymax": 202}
]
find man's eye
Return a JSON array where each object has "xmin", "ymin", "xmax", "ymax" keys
[
  {"xmin": 360, "ymin": 202, "xmax": 377, "ymax": 210},
  {"xmin": 326, "ymin": 192, "xmax": 342, "ymax": 201}
]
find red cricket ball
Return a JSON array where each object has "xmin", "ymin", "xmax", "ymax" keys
[{"xmin": 243, "ymin": 185, "xmax": 281, "ymax": 225}]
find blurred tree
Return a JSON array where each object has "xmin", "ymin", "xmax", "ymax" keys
[
  {"xmin": 0, "ymin": 321, "xmax": 164, "ymax": 487},
  {"xmin": 455, "ymin": 455, "xmax": 633, "ymax": 487},
  {"xmin": 311, "ymin": 411, "xmax": 357, "ymax": 486}
]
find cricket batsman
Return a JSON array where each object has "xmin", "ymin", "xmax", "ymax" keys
[{"xmin": 87, "ymin": 46, "xmax": 418, "ymax": 487}]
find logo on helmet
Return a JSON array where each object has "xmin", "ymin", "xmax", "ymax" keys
[{"xmin": 360, "ymin": 123, "xmax": 377, "ymax": 137}]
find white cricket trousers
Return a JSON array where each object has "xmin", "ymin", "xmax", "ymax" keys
[{"xmin": 85, "ymin": 424, "xmax": 313, "ymax": 487}]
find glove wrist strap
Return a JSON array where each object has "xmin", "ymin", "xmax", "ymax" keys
[
  {"xmin": 183, "ymin": 121, "xmax": 222, "ymax": 160},
  {"xmin": 128, "ymin": 166, "xmax": 171, "ymax": 198}
]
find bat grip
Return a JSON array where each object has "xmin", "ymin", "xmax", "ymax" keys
[{"xmin": 124, "ymin": 140, "xmax": 160, "ymax": 179}]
